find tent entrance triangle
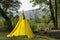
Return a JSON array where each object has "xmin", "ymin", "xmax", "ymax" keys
[{"xmin": 7, "ymin": 10, "xmax": 35, "ymax": 38}]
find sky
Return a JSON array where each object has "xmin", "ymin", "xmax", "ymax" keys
[
  {"xmin": 18, "ymin": 0, "xmax": 39, "ymax": 11},
  {"xmin": 13, "ymin": 0, "xmax": 50, "ymax": 19}
]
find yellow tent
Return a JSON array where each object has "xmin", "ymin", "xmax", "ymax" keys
[{"xmin": 7, "ymin": 11, "xmax": 34, "ymax": 38}]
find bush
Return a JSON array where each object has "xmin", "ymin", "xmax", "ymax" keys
[
  {"xmin": 29, "ymin": 20, "xmax": 49, "ymax": 32},
  {"xmin": 48, "ymin": 22, "xmax": 54, "ymax": 30},
  {"xmin": 0, "ymin": 17, "xmax": 8, "ymax": 31},
  {"xmin": 11, "ymin": 15, "xmax": 19, "ymax": 28},
  {"xmin": 28, "ymin": 20, "xmax": 36, "ymax": 31}
]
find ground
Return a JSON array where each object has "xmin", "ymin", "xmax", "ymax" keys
[{"xmin": 0, "ymin": 32, "xmax": 58, "ymax": 40}]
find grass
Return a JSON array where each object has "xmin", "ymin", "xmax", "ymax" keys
[{"xmin": 0, "ymin": 32, "xmax": 58, "ymax": 40}]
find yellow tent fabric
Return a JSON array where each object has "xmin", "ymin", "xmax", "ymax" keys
[{"xmin": 7, "ymin": 11, "xmax": 34, "ymax": 38}]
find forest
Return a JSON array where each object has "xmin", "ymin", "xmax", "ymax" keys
[{"xmin": 0, "ymin": 0, "xmax": 60, "ymax": 40}]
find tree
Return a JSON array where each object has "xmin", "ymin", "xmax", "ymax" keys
[
  {"xmin": 30, "ymin": 0, "xmax": 58, "ymax": 29},
  {"xmin": 57, "ymin": 0, "xmax": 60, "ymax": 17},
  {"xmin": 55, "ymin": 0, "xmax": 58, "ymax": 29},
  {"xmin": 49, "ymin": 0, "xmax": 58, "ymax": 29},
  {"xmin": 49, "ymin": 0, "xmax": 56, "ymax": 29},
  {"xmin": 0, "ymin": 0, "xmax": 21, "ymax": 31},
  {"xmin": 33, "ymin": 10, "xmax": 40, "ymax": 23},
  {"xmin": 0, "ymin": 8, "xmax": 13, "ymax": 31}
]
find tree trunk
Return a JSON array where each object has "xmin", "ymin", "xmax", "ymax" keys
[
  {"xmin": 49, "ymin": 0, "xmax": 57, "ymax": 29},
  {"xmin": 55, "ymin": 0, "xmax": 58, "ymax": 29},
  {"xmin": 0, "ymin": 8, "xmax": 13, "ymax": 32}
]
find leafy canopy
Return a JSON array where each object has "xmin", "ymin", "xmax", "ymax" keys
[{"xmin": 0, "ymin": 0, "xmax": 21, "ymax": 11}]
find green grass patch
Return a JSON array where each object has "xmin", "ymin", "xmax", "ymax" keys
[{"xmin": 0, "ymin": 33, "xmax": 58, "ymax": 40}]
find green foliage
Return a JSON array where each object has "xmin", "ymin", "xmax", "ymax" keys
[
  {"xmin": 0, "ymin": 0, "xmax": 21, "ymax": 11},
  {"xmin": 57, "ymin": 0, "xmax": 60, "ymax": 17},
  {"xmin": 30, "ymin": 0, "xmax": 56, "ymax": 8},
  {"xmin": 29, "ymin": 20, "xmax": 36, "ymax": 31},
  {"xmin": 48, "ymin": 22, "xmax": 54, "ymax": 29},
  {"xmin": 11, "ymin": 15, "xmax": 19, "ymax": 27},
  {"xmin": 29, "ymin": 18, "xmax": 54, "ymax": 32},
  {"xmin": 0, "ymin": 17, "xmax": 8, "ymax": 30},
  {"xmin": 30, "ymin": 0, "xmax": 48, "ymax": 7},
  {"xmin": 0, "ymin": 13, "xmax": 19, "ymax": 31},
  {"xmin": 0, "ymin": 0, "xmax": 21, "ymax": 31},
  {"xmin": 0, "ymin": 33, "xmax": 57, "ymax": 40},
  {"xmin": 41, "ymin": 15, "xmax": 51, "ymax": 24},
  {"xmin": 7, "ymin": 11, "xmax": 19, "ymax": 27},
  {"xmin": 0, "ymin": 17, "xmax": 5, "ymax": 27},
  {"xmin": 32, "ymin": 22, "xmax": 54, "ymax": 32},
  {"xmin": 58, "ymin": 18, "xmax": 60, "ymax": 28}
]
